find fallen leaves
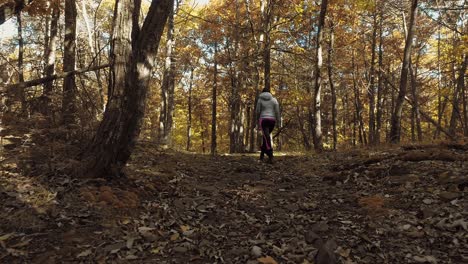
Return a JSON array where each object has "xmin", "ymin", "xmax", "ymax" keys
[
  {"xmin": 257, "ymin": 256, "xmax": 278, "ymax": 264},
  {"xmin": 0, "ymin": 143, "xmax": 466, "ymax": 263}
]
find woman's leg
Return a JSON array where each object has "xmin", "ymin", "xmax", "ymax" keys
[{"xmin": 263, "ymin": 119, "xmax": 276, "ymax": 163}]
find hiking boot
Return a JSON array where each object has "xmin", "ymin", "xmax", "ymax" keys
[
  {"xmin": 259, "ymin": 152, "xmax": 265, "ymax": 161},
  {"xmin": 267, "ymin": 156, "xmax": 274, "ymax": 164}
]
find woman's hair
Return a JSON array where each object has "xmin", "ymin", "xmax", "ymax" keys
[{"xmin": 262, "ymin": 88, "xmax": 270, "ymax": 93}]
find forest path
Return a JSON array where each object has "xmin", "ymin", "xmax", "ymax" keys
[{"xmin": 0, "ymin": 143, "xmax": 466, "ymax": 263}]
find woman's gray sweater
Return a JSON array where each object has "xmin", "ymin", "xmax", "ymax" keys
[{"xmin": 256, "ymin": 92, "xmax": 280, "ymax": 123}]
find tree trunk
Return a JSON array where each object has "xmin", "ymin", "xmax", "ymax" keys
[
  {"xmin": 390, "ymin": 0, "xmax": 418, "ymax": 143},
  {"xmin": 327, "ymin": 21, "xmax": 337, "ymax": 150},
  {"xmin": 375, "ymin": 10, "xmax": 384, "ymax": 144},
  {"xmin": 42, "ymin": 2, "xmax": 59, "ymax": 117},
  {"xmin": 409, "ymin": 54, "xmax": 422, "ymax": 141},
  {"xmin": 448, "ymin": 55, "xmax": 467, "ymax": 137},
  {"xmin": 17, "ymin": 12, "xmax": 26, "ymax": 116},
  {"xmin": 249, "ymin": 91, "xmax": 258, "ymax": 152},
  {"xmin": 186, "ymin": 67, "xmax": 194, "ymax": 151},
  {"xmin": 211, "ymin": 42, "xmax": 218, "ymax": 156},
  {"xmin": 82, "ymin": 0, "xmax": 173, "ymax": 178},
  {"xmin": 368, "ymin": 12, "xmax": 378, "ymax": 145},
  {"xmin": 159, "ymin": 7, "xmax": 176, "ymax": 148},
  {"xmin": 62, "ymin": 0, "xmax": 77, "ymax": 125},
  {"xmin": 80, "ymin": 0, "xmax": 104, "ymax": 112},
  {"xmin": 311, "ymin": 0, "xmax": 328, "ymax": 152},
  {"xmin": 352, "ymin": 50, "xmax": 366, "ymax": 145},
  {"xmin": 261, "ymin": 0, "xmax": 272, "ymax": 92}
]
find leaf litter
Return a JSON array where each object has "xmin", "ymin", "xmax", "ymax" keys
[{"xmin": 0, "ymin": 143, "xmax": 466, "ymax": 263}]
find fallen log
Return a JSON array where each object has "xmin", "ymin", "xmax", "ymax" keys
[{"xmin": 2, "ymin": 64, "xmax": 110, "ymax": 91}]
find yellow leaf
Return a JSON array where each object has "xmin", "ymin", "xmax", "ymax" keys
[
  {"xmin": 257, "ymin": 256, "xmax": 278, "ymax": 264},
  {"xmin": 151, "ymin": 247, "xmax": 162, "ymax": 254},
  {"xmin": 180, "ymin": 225, "xmax": 190, "ymax": 232}
]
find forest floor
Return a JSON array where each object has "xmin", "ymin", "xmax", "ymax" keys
[{"xmin": 0, "ymin": 140, "xmax": 467, "ymax": 264}]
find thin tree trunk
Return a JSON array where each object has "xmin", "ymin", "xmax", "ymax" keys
[
  {"xmin": 80, "ymin": 0, "xmax": 104, "ymax": 112},
  {"xmin": 390, "ymin": 0, "xmax": 418, "ymax": 143},
  {"xmin": 159, "ymin": 6, "xmax": 176, "ymax": 147},
  {"xmin": 211, "ymin": 42, "xmax": 218, "ymax": 156},
  {"xmin": 376, "ymin": 9, "xmax": 384, "ymax": 144},
  {"xmin": 249, "ymin": 90, "xmax": 258, "ymax": 152},
  {"xmin": 462, "ymin": 57, "xmax": 468, "ymax": 137},
  {"xmin": 409, "ymin": 54, "xmax": 422, "ymax": 141},
  {"xmin": 312, "ymin": 0, "xmax": 328, "ymax": 152},
  {"xmin": 17, "ymin": 12, "xmax": 26, "ymax": 116},
  {"xmin": 327, "ymin": 21, "xmax": 337, "ymax": 150},
  {"xmin": 200, "ymin": 113, "xmax": 206, "ymax": 153},
  {"xmin": 352, "ymin": 50, "xmax": 366, "ymax": 145},
  {"xmin": 449, "ymin": 55, "xmax": 467, "ymax": 137},
  {"xmin": 62, "ymin": 0, "xmax": 77, "ymax": 125},
  {"xmin": 186, "ymin": 67, "xmax": 193, "ymax": 151},
  {"xmin": 42, "ymin": 3, "xmax": 59, "ymax": 116},
  {"xmin": 435, "ymin": 17, "xmax": 443, "ymax": 139},
  {"xmin": 368, "ymin": 12, "xmax": 378, "ymax": 145},
  {"xmin": 261, "ymin": 0, "xmax": 272, "ymax": 92}
]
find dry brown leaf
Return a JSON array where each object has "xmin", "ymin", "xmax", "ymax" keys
[
  {"xmin": 170, "ymin": 232, "xmax": 180, "ymax": 241},
  {"xmin": 0, "ymin": 233, "xmax": 15, "ymax": 241},
  {"xmin": 257, "ymin": 256, "xmax": 278, "ymax": 264}
]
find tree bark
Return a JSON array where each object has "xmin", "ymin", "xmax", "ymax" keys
[
  {"xmin": 79, "ymin": 0, "xmax": 104, "ymax": 112},
  {"xmin": 186, "ymin": 67, "xmax": 194, "ymax": 151},
  {"xmin": 82, "ymin": 0, "xmax": 173, "ymax": 178},
  {"xmin": 352, "ymin": 50, "xmax": 366, "ymax": 145},
  {"xmin": 409, "ymin": 54, "xmax": 422, "ymax": 141},
  {"xmin": 375, "ymin": 9, "xmax": 384, "ymax": 144},
  {"xmin": 261, "ymin": 0, "xmax": 272, "ymax": 92},
  {"xmin": 448, "ymin": 55, "xmax": 467, "ymax": 137},
  {"xmin": 42, "ymin": 2, "xmax": 60, "ymax": 116},
  {"xmin": 159, "ymin": 6, "xmax": 176, "ymax": 148},
  {"xmin": 327, "ymin": 21, "xmax": 337, "ymax": 150},
  {"xmin": 368, "ymin": 11, "xmax": 378, "ymax": 145},
  {"xmin": 390, "ymin": 0, "xmax": 418, "ymax": 143},
  {"xmin": 16, "ymin": 12, "xmax": 26, "ymax": 115},
  {"xmin": 312, "ymin": 0, "xmax": 328, "ymax": 152},
  {"xmin": 211, "ymin": 42, "xmax": 218, "ymax": 156},
  {"xmin": 62, "ymin": 0, "xmax": 77, "ymax": 125}
]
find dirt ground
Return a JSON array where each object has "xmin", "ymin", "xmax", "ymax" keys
[{"xmin": 0, "ymin": 143, "xmax": 467, "ymax": 263}]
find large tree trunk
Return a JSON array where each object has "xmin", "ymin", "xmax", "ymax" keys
[
  {"xmin": 62, "ymin": 0, "xmax": 77, "ymax": 125},
  {"xmin": 327, "ymin": 21, "xmax": 337, "ymax": 150},
  {"xmin": 389, "ymin": 0, "xmax": 418, "ymax": 143},
  {"xmin": 159, "ymin": 6, "xmax": 176, "ymax": 148},
  {"xmin": 211, "ymin": 42, "xmax": 218, "ymax": 156},
  {"xmin": 311, "ymin": 0, "xmax": 328, "ymax": 152},
  {"xmin": 82, "ymin": 0, "xmax": 173, "ymax": 178}
]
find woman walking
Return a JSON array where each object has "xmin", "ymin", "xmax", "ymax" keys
[{"xmin": 256, "ymin": 88, "xmax": 281, "ymax": 164}]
